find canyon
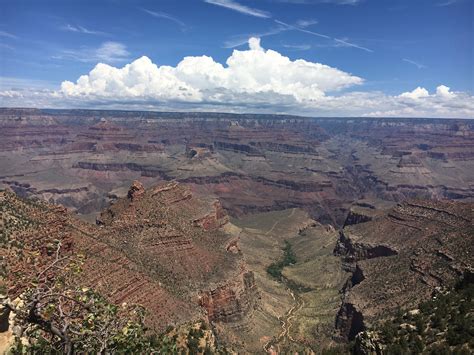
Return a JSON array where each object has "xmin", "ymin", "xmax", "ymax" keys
[
  {"xmin": 1, "ymin": 108, "xmax": 473, "ymax": 353},
  {"xmin": 1, "ymin": 109, "xmax": 473, "ymax": 226}
]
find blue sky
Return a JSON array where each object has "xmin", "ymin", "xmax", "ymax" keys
[{"xmin": 0, "ymin": 0, "xmax": 473, "ymax": 117}]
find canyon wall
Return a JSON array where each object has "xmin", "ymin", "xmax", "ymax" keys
[
  {"xmin": 1, "ymin": 181, "xmax": 260, "ymax": 335},
  {"xmin": 1, "ymin": 109, "xmax": 473, "ymax": 227},
  {"xmin": 334, "ymin": 199, "xmax": 474, "ymax": 340}
]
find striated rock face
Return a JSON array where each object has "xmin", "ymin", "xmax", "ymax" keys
[
  {"xmin": 1, "ymin": 184, "xmax": 259, "ymax": 337},
  {"xmin": 343, "ymin": 210, "xmax": 373, "ymax": 227},
  {"xmin": 3, "ymin": 109, "xmax": 473, "ymax": 227},
  {"xmin": 335, "ymin": 230, "xmax": 398, "ymax": 262},
  {"xmin": 193, "ymin": 200, "xmax": 229, "ymax": 231},
  {"xmin": 397, "ymin": 154, "xmax": 423, "ymax": 168},
  {"xmin": 335, "ymin": 199, "xmax": 474, "ymax": 340},
  {"xmin": 342, "ymin": 201, "xmax": 388, "ymax": 227},
  {"xmin": 199, "ymin": 268, "xmax": 258, "ymax": 326},
  {"xmin": 214, "ymin": 141, "xmax": 263, "ymax": 156},
  {"xmin": 127, "ymin": 180, "xmax": 145, "ymax": 200},
  {"xmin": 73, "ymin": 162, "xmax": 172, "ymax": 179}
]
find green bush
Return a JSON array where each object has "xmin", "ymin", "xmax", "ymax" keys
[
  {"xmin": 370, "ymin": 275, "xmax": 473, "ymax": 354},
  {"xmin": 266, "ymin": 240, "xmax": 296, "ymax": 281}
]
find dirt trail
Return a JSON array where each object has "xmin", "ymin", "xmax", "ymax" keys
[
  {"xmin": 263, "ymin": 287, "xmax": 304, "ymax": 353},
  {"xmin": 265, "ymin": 208, "xmax": 296, "ymax": 236},
  {"xmin": 262, "ymin": 208, "xmax": 304, "ymax": 353}
]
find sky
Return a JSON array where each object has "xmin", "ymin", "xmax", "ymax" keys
[{"xmin": 0, "ymin": 0, "xmax": 473, "ymax": 118}]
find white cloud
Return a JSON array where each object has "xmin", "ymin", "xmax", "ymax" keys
[
  {"xmin": 333, "ymin": 38, "xmax": 373, "ymax": 53},
  {"xmin": 60, "ymin": 37, "xmax": 362, "ymax": 104},
  {"xmin": 399, "ymin": 86, "xmax": 430, "ymax": 100},
  {"xmin": 437, "ymin": 0, "xmax": 461, "ymax": 6},
  {"xmin": 282, "ymin": 43, "xmax": 312, "ymax": 50},
  {"xmin": 1, "ymin": 38, "xmax": 472, "ymax": 119},
  {"xmin": 248, "ymin": 37, "xmax": 263, "ymax": 51},
  {"xmin": 0, "ymin": 43, "xmax": 14, "ymax": 50},
  {"xmin": 224, "ymin": 28, "xmax": 283, "ymax": 48},
  {"xmin": 95, "ymin": 42, "xmax": 129, "ymax": 62},
  {"xmin": 436, "ymin": 85, "xmax": 456, "ymax": 99},
  {"xmin": 402, "ymin": 58, "xmax": 427, "ymax": 69},
  {"xmin": 274, "ymin": 19, "xmax": 330, "ymax": 39},
  {"xmin": 273, "ymin": 20, "xmax": 373, "ymax": 52},
  {"xmin": 225, "ymin": 19, "xmax": 372, "ymax": 53},
  {"xmin": 362, "ymin": 85, "xmax": 471, "ymax": 117},
  {"xmin": 53, "ymin": 41, "xmax": 130, "ymax": 63},
  {"xmin": 295, "ymin": 19, "xmax": 318, "ymax": 27},
  {"xmin": 0, "ymin": 30, "xmax": 18, "ymax": 39},
  {"xmin": 271, "ymin": 0, "xmax": 362, "ymax": 4},
  {"xmin": 60, "ymin": 56, "xmax": 202, "ymax": 102},
  {"xmin": 60, "ymin": 24, "xmax": 109, "ymax": 36},
  {"xmin": 0, "ymin": 90, "xmax": 23, "ymax": 98},
  {"xmin": 204, "ymin": 0, "xmax": 271, "ymax": 18},
  {"xmin": 141, "ymin": 8, "xmax": 187, "ymax": 30}
]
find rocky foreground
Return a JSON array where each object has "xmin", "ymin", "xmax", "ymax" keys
[
  {"xmin": 1, "ymin": 182, "xmax": 473, "ymax": 353},
  {"xmin": 0, "ymin": 182, "xmax": 260, "ymax": 352}
]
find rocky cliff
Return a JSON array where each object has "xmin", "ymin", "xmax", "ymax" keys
[
  {"xmin": 0, "ymin": 182, "xmax": 259, "ymax": 339},
  {"xmin": 334, "ymin": 199, "xmax": 474, "ymax": 340}
]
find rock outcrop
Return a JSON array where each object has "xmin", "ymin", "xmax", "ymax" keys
[
  {"xmin": 335, "ymin": 199, "xmax": 474, "ymax": 340},
  {"xmin": 199, "ymin": 267, "xmax": 258, "ymax": 327},
  {"xmin": 127, "ymin": 180, "xmax": 145, "ymax": 200},
  {"xmin": 0, "ymin": 184, "xmax": 259, "ymax": 339}
]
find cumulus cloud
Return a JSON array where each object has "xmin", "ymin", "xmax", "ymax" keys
[
  {"xmin": 0, "ymin": 90, "xmax": 23, "ymax": 99},
  {"xmin": 398, "ymin": 85, "xmax": 457, "ymax": 103},
  {"xmin": 399, "ymin": 86, "xmax": 430, "ymax": 100},
  {"xmin": 60, "ymin": 56, "xmax": 202, "ymax": 102},
  {"xmin": 436, "ymin": 85, "xmax": 456, "ymax": 99},
  {"xmin": 1, "ymin": 38, "xmax": 473, "ymax": 118},
  {"xmin": 363, "ymin": 86, "xmax": 472, "ymax": 118},
  {"xmin": 60, "ymin": 37, "xmax": 363, "ymax": 104}
]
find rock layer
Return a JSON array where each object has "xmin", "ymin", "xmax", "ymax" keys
[
  {"xmin": 2, "ymin": 109, "xmax": 473, "ymax": 226},
  {"xmin": 0, "ymin": 183, "xmax": 259, "ymax": 335},
  {"xmin": 335, "ymin": 199, "xmax": 474, "ymax": 340}
]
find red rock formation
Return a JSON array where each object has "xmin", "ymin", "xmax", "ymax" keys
[
  {"xmin": 193, "ymin": 200, "xmax": 229, "ymax": 231},
  {"xmin": 199, "ymin": 267, "xmax": 258, "ymax": 325},
  {"xmin": 127, "ymin": 180, "xmax": 145, "ymax": 200},
  {"xmin": 2, "ymin": 183, "xmax": 259, "ymax": 335}
]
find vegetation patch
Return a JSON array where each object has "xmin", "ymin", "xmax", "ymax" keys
[
  {"xmin": 364, "ymin": 275, "xmax": 474, "ymax": 355},
  {"xmin": 266, "ymin": 240, "xmax": 297, "ymax": 281}
]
